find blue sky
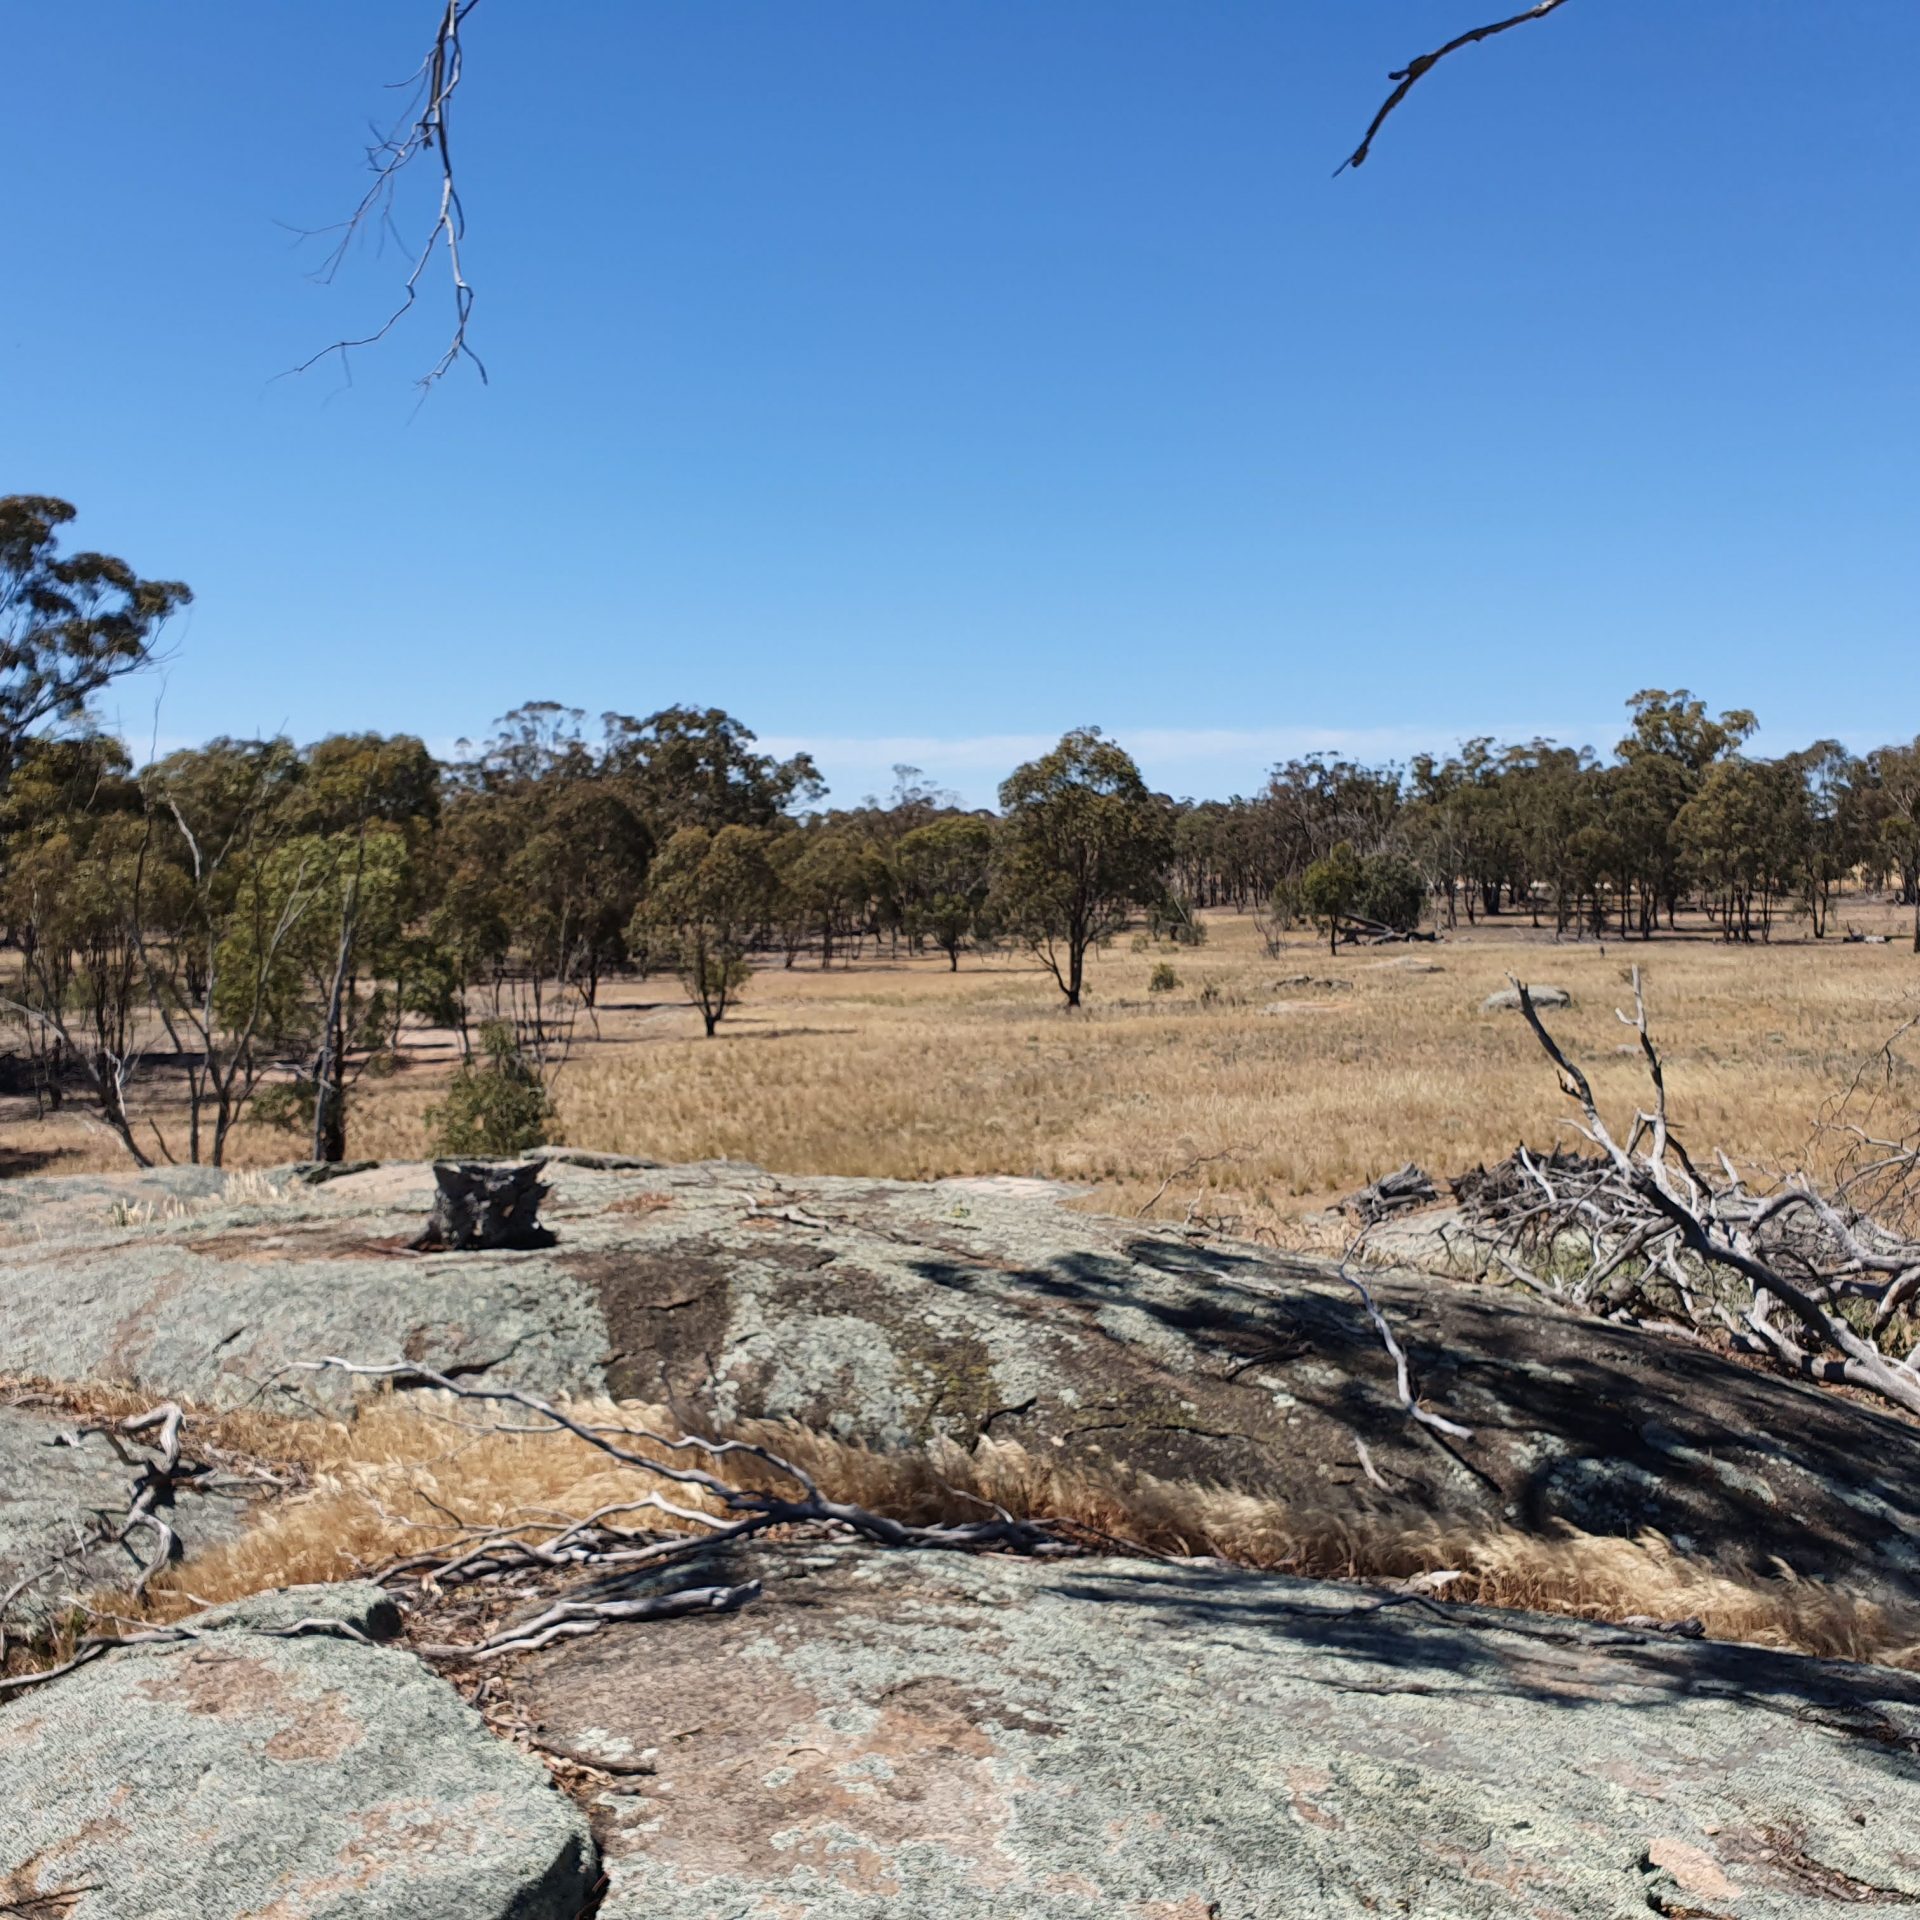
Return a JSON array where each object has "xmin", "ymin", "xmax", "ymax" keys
[{"xmin": 6, "ymin": 2, "xmax": 1916, "ymax": 805}]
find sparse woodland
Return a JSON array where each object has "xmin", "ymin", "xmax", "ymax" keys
[{"xmin": 5, "ymin": 495, "xmax": 1920, "ymax": 1173}]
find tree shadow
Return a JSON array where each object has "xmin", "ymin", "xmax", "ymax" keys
[
  {"xmin": 900, "ymin": 1229, "xmax": 1920, "ymax": 1604},
  {"xmin": 1034, "ymin": 1558, "xmax": 1920, "ymax": 1775}
]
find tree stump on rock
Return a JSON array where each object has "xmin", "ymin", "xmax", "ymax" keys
[{"xmin": 415, "ymin": 1160, "xmax": 552, "ymax": 1251}]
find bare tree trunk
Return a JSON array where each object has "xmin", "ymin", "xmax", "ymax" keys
[{"xmin": 311, "ymin": 879, "xmax": 360, "ymax": 1164}]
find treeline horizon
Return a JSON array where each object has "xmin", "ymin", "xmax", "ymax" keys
[
  {"xmin": 4, "ymin": 492, "xmax": 1918, "ymax": 1174},
  {"xmin": 75, "ymin": 680, "xmax": 1920, "ymax": 944}
]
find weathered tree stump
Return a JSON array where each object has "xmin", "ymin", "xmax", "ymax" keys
[{"xmin": 415, "ymin": 1160, "xmax": 552, "ymax": 1251}]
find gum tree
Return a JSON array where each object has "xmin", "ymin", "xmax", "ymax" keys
[{"xmin": 993, "ymin": 730, "xmax": 1170, "ymax": 1009}]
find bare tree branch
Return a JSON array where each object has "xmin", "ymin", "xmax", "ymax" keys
[
  {"xmin": 1338, "ymin": 1239, "xmax": 1474, "ymax": 1440},
  {"xmin": 281, "ymin": 1358, "xmax": 1067, "ymax": 1661},
  {"xmin": 290, "ymin": 0, "xmax": 484, "ymax": 393},
  {"xmin": 1340, "ymin": 0, "xmax": 1577, "ymax": 174}
]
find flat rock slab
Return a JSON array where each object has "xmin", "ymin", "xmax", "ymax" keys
[
  {"xmin": 0, "ymin": 1162, "xmax": 608, "ymax": 1415},
  {"xmin": 1483, "ymin": 984, "xmax": 1571, "ymax": 1011},
  {"xmin": 3, "ymin": 1159, "xmax": 1919, "ymax": 1614},
  {"xmin": 0, "ymin": 1401, "xmax": 257, "ymax": 1631},
  {"xmin": 0, "ymin": 1582, "xmax": 595, "ymax": 1919},
  {"xmin": 526, "ymin": 1546, "xmax": 1920, "ymax": 1920}
]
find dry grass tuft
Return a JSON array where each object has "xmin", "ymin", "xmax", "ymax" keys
[{"xmin": 59, "ymin": 1387, "xmax": 1914, "ymax": 1673}]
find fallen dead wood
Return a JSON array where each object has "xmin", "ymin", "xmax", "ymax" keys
[
  {"xmin": 1, "ymin": 1402, "xmax": 200, "ymax": 1667},
  {"xmin": 1340, "ymin": 1163, "xmax": 1437, "ymax": 1224},
  {"xmin": 0, "ymin": 1613, "xmax": 373, "ymax": 1700},
  {"xmin": 292, "ymin": 1358, "xmax": 1067, "ymax": 1661},
  {"xmin": 1481, "ymin": 971, "xmax": 1920, "ymax": 1419}
]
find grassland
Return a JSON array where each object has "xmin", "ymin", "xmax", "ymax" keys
[{"xmin": 5, "ymin": 909, "xmax": 1916, "ymax": 1242}]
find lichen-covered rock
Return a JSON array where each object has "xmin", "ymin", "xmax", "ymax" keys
[
  {"xmin": 0, "ymin": 1162, "xmax": 609, "ymax": 1414},
  {"xmin": 0, "ymin": 1401, "xmax": 258, "ymax": 1630},
  {"xmin": 526, "ymin": 1544, "xmax": 1920, "ymax": 1919},
  {"xmin": 0, "ymin": 1582, "xmax": 596, "ymax": 1919},
  {"xmin": 3, "ymin": 1157, "xmax": 1919, "ymax": 1616}
]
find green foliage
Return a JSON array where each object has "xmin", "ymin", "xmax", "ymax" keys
[
  {"xmin": 0, "ymin": 496, "xmax": 191, "ymax": 779},
  {"xmin": 1148, "ymin": 961, "xmax": 1179, "ymax": 994},
  {"xmin": 1298, "ymin": 842, "xmax": 1423, "ymax": 948},
  {"xmin": 1354, "ymin": 853, "xmax": 1426, "ymax": 932},
  {"xmin": 994, "ymin": 729, "xmax": 1173, "ymax": 1007},
  {"xmin": 895, "ymin": 814, "xmax": 994, "ymax": 968},
  {"xmin": 1299, "ymin": 841, "xmax": 1363, "ymax": 927},
  {"xmin": 784, "ymin": 827, "xmax": 869, "ymax": 967},
  {"xmin": 247, "ymin": 1079, "xmax": 314, "ymax": 1136},
  {"xmin": 426, "ymin": 1021, "xmax": 556, "ymax": 1157},
  {"xmin": 599, "ymin": 706, "xmax": 823, "ymax": 834},
  {"xmin": 633, "ymin": 824, "xmax": 777, "ymax": 1034}
]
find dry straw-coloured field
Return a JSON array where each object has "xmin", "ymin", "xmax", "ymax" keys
[{"xmin": 6, "ymin": 910, "xmax": 1918, "ymax": 1237}]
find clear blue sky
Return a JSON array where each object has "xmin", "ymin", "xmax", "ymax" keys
[{"xmin": 6, "ymin": 2, "xmax": 1916, "ymax": 805}]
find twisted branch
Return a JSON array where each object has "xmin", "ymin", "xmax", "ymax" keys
[
  {"xmin": 290, "ymin": 0, "xmax": 484, "ymax": 392},
  {"xmin": 1340, "ymin": 1, "xmax": 1577, "ymax": 173},
  {"xmin": 293, "ymin": 1359, "xmax": 1064, "ymax": 1660}
]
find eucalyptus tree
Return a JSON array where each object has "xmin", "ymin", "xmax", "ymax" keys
[
  {"xmin": 993, "ymin": 730, "xmax": 1172, "ymax": 1008},
  {"xmin": 0, "ymin": 496, "xmax": 190, "ymax": 787},
  {"xmin": 895, "ymin": 815, "xmax": 995, "ymax": 969},
  {"xmin": 633, "ymin": 824, "xmax": 778, "ymax": 1035}
]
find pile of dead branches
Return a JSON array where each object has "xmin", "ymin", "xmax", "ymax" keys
[
  {"xmin": 1474, "ymin": 973, "xmax": 1920, "ymax": 1419},
  {"xmin": 296, "ymin": 1361, "xmax": 1067, "ymax": 1660},
  {"xmin": 1341, "ymin": 1163, "xmax": 1438, "ymax": 1224},
  {"xmin": 0, "ymin": 1397, "xmax": 278, "ymax": 1690},
  {"xmin": 1813, "ymin": 1014, "xmax": 1920, "ymax": 1240},
  {"xmin": 1451, "ymin": 1146, "xmax": 1609, "ymax": 1224},
  {"xmin": 0, "ymin": 1364, "xmax": 1074, "ymax": 1695}
]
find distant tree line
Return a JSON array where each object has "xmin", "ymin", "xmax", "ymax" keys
[
  {"xmin": 2, "ymin": 495, "xmax": 1917, "ymax": 1168},
  {"xmin": 1174, "ymin": 692, "xmax": 1920, "ymax": 953}
]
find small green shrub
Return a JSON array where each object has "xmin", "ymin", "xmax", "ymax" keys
[
  {"xmin": 426, "ymin": 1021, "xmax": 556, "ymax": 1157},
  {"xmin": 1148, "ymin": 961, "xmax": 1179, "ymax": 994}
]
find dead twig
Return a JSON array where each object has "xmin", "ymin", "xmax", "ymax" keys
[
  {"xmin": 0, "ymin": 1615, "xmax": 373, "ymax": 1702},
  {"xmin": 289, "ymin": 0, "xmax": 484, "ymax": 393},
  {"xmin": 1337, "ymin": 1239, "xmax": 1474, "ymax": 1441},
  {"xmin": 1340, "ymin": 0, "xmax": 1576, "ymax": 173},
  {"xmin": 1137, "ymin": 1145, "xmax": 1247, "ymax": 1219}
]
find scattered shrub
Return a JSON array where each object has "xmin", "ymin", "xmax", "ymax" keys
[
  {"xmin": 1148, "ymin": 962, "xmax": 1179, "ymax": 994},
  {"xmin": 1355, "ymin": 854, "xmax": 1427, "ymax": 934},
  {"xmin": 425, "ymin": 1021, "xmax": 555, "ymax": 1157}
]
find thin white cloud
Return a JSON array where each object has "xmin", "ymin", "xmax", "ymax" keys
[{"xmin": 761, "ymin": 721, "xmax": 1592, "ymax": 804}]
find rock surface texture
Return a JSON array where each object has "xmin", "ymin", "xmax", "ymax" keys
[
  {"xmin": 4, "ymin": 1159, "xmax": 1920, "ymax": 1915},
  {"xmin": 0, "ymin": 1582, "xmax": 596, "ymax": 1919},
  {"xmin": 2, "ymin": 1156, "xmax": 1918, "ymax": 1613},
  {"xmin": 0, "ymin": 1400, "xmax": 257, "ymax": 1629},
  {"xmin": 1482, "ymin": 983, "xmax": 1571, "ymax": 1011},
  {"xmin": 534, "ymin": 1543, "xmax": 1920, "ymax": 1919}
]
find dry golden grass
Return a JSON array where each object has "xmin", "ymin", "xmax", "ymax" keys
[
  {"xmin": 6, "ymin": 910, "xmax": 1917, "ymax": 1245},
  {"xmin": 37, "ymin": 1385, "xmax": 1903, "ymax": 1672}
]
